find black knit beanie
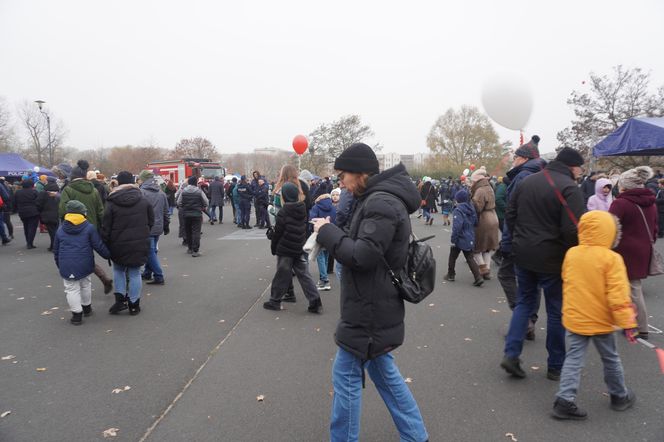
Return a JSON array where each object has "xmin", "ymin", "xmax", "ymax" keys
[
  {"xmin": 187, "ymin": 176, "xmax": 198, "ymax": 186},
  {"xmin": 116, "ymin": 171, "xmax": 134, "ymax": 185},
  {"xmin": 281, "ymin": 182, "xmax": 299, "ymax": 203},
  {"xmin": 555, "ymin": 147, "xmax": 584, "ymax": 167},
  {"xmin": 333, "ymin": 143, "xmax": 380, "ymax": 175}
]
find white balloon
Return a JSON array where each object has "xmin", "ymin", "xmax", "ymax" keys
[
  {"xmin": 481, "ymin": 72, "xmax": 533, "ymax": 130},
  {"xmin": 33, "ymin": 166, "xmax": 40, "ymax": 172},
  {"xmin": 463, "ymin": 168, "xmax": 470, "ymax": 176}
]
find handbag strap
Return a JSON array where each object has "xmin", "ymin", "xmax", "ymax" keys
[
  {"xmin": 634, "ymin": 204, "xmax": 655, "ymax": 244},
  {"xmin": 542, "ymin": 169, "xmax": 579, "ymax": 226}
]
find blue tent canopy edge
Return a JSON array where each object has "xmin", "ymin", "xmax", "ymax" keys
[
  {"xmin": 593, "ymin": 117, "xmax": 664, "ymax": 157},
  {"xmin": 0, "ymin": 152, "xmax": 55, "ymax": 177}
]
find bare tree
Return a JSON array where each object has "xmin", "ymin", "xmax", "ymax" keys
[
  {"xmin": 18, "ymin": 101, "xmax": 67, "ymax": 167},
  {"xmin": 427, "ymin": 105, "xmax": 509, "ymax": 174},
  {"xmin": 557, "ymin": 65, "xmax": 664, "ymax": 168},
  {"xmin": 171, "ymin": 137, "xmax": 219, "ymax": 160}
]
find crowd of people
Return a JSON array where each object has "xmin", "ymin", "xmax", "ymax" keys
[{"xmin": 0, "ymin": 136, "xmax": 661, "ymax": 439}]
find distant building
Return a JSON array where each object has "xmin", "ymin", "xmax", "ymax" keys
[
  {"xmin": 253, "ymin": 147, "xmax": 287, "ymax": 156},
  {"xmin": 413, "ymin": 152, "xmax": 432, "ymax": 166},
  {"xmin": 376, "ymin": 152, "xmax": 402, "ymax": 171},
  {"xmin": 400, "ymin": 154, "xmax": 415, "ymax": 171}
]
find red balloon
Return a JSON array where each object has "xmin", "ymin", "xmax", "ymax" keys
[
  {"xmin": 292, "ymin": 135, "xmax": 308, "ymax": 155},
  {"xmin": 469, "ymin": 164, "xmax": 476, "ymax": 171},
  {"xmin": 460, "ymin": 175, "xmax": 466, "ymax": 181}
]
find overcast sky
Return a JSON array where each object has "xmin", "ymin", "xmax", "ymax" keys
[{"xmin": 1, "ymin": 0, "xmax": 663, "ymax": 155}]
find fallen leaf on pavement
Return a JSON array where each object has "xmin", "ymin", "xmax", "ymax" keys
[
  {"xmin": 218, "ymin": 320, "xmax": 225, "ymax": 323},
  {"xmin": 1, "ymin": 355, "xmax": 16, "ymax": 360},
  {"xmin": 464, "ymin": 338, "xmax": 472, "ymax": 342},
  {"xmin": 404, "ymin": 377, "xmax": 413, "ymax": 383},
  {"xmin": 103, "ymin": 428, "xmax": 119, "ymax": 438},
  {"xmin": 428, "ymin": 303, "xmax": 435, "ymax": 307},
  {"xmin": 16, "ymin": 297, "xmax": 24, "ymax": 300},
  {"xmin": 315, "ymin": 328, "xmax": 320, "ymax": 332},
  {"xmin": 491, "ymin": 309, "xmax": 500, "ymax": 313},
  {"xmin": 112, "ymin": 386, "xmax": 131, "ymax": 394},
  {"xmin": 46, "ymin": 285, "xmax": 52, "ymax": 288},
  {"xmin": 105, "ymin": 330, "xmax": 113, "ymax": 333},
  {"xmin": 40, "ymin": 311, "xmax": 53, "ymax": 316},
  {"xmin": 530, "ymin": 366, "xmax": 540, "ymax": 371},
  {"xmin": 1, "ymin": 411, "xmax": 10, "ymax": 418},
  {"xmin": 50, "ymin": 307, "xmax": 59, "ymax": 310},
  {"xmin": 36, "ymin": 367, "xmax": 47, "ymax": 372},
  {"xmin": 256, "ymin": 395, "xmax": 265, "ymax": 402},
  {"xmin": 505, "ymin": 432, "xmax": 518, "ymax": 441}
]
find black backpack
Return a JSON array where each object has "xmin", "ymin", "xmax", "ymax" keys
[{"xmin": 367, "ymin": 192, "xmax": 437, "ymax": 304}]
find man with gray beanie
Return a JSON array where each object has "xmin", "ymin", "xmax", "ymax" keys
[
  {"xmin": 138, "ymin": 170, "xmax": 170, "ymax": 284},
  {"xmin": 501, "ymin": 147, "xmax": 586, "ymax": 381}
]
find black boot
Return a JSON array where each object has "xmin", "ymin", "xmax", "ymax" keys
[
  {"xmin": 109, "ymin": 293, "xmax": 128, "ymax": 314},
  {"xmin": 282, "ymin": 288, "xmax": 296, "ymax": 303},
  {"xmin": 128, "ymin": 299, "xmax": 141, "ymax": 316},
  {"xmin": 500, "ymin": 356, "xmax": 526, "ymax": 378},
  {"xmin": 308, "ymin": 298, "xmax": 322, "ymax": 314},
  {"xmin": 610, "ymin": 389, "xmax": 636, "ymax": 411},
  {"xmin": 82, "ymin": 304, "xmax": 93, "ymax": 317},
  {"xmin": 70, "ymin": 311, "xmax": 83, "ymax": 325}
]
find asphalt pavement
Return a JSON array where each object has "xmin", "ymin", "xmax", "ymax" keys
[{"xmin": 1, "ymin": 209, "xmax": 663, "ymax": 441}]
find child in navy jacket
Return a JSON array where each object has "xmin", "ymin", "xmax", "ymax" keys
[
  {"xmin": 53, "ymin": 200, "xmax": 110, "ymax": 325},
  {"xmin": 444, "ymin": 190, "xmax": 483, "ymax": 286},
  {"xmin": 309, "ymin": 193, "xmax": 337, "ymax": 290}
]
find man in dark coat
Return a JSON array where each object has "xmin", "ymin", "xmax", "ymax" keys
[
  {"xmin": 208, "ymin": 176, "xmax": 225, "ymax": 224},
  {"xmin": 36, "ymin": 177, "xmax": 61, "ymax": 251},
  {"xmin": 496, "ymin": 135, "xmax": 545, "ymax": 339},
  {"xmin": 501, "ymin": 147, "xmax": 586, "ymax": 380},
  {"xmin": 13, "ymin": 179, "xmax": 40, "ymax": 249},
  {"xmin": 236, "ymin": 175, "xmax": 253, "ymax": 229},
  {"xmin": 102, "ymin": 171, "xmax": 154, "ymax": 315},
  {"xmin": 312, "ymin": 143, "xmax": 428, "ymax": 442},
  {"xmin": 0, "ymin": 177, "xmax": 12, "ymax": 244}
]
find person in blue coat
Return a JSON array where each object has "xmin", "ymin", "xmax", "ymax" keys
[
  {"xmin": 236, "ymin": 175, "xmax": 254, "ymax": 229},
  {"xmin": 309, "ymin": 193, "xmax": 337, "ymax": 290},
  {"xmin": 53, "ymin": 200, "xmax": 110, "ymax": 325},
  {"xmin": 444, "ymin": 189, "xmax": 483, "ymax": 286}
]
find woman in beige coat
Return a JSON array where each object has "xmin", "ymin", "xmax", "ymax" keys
[{"xmin": 470, "ymin": 167, "xmax": 500, "ymax": 279}]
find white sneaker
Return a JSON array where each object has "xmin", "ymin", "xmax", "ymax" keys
[{"xmin": 316, "ymin": 281, "xmax": 331, "ymax": 291}]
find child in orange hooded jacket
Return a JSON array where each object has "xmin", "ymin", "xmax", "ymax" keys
[{"xmin": 553, "ymin": 210, "xmax": 637, "ymax": 420}]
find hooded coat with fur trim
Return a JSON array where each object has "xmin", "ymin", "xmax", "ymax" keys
[
  {"xmin": 609, "ymin": 188, "xmax": 657, "ymax": 280},
  {"xmin": 562, "ymin": 210, "xmax": 636, "ymax": 335}
]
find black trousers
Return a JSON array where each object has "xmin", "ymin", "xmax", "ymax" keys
[
  {"xmin": 447, "ymin": 245, "xmax": 481, "ymax": 280},
  {"xmin": 184, "ymin": 216, "xmax": 202, "ymax": 252},
  {"xmin": 178, "ymin": 208, "xmax": 185, "ymax": 238},
  {"xmin": 269, "ymin": 255, "xmax": 319, "ymax": 304},
  {"xmin": 497, "ymin": 251, "xmax": 539, "ymax": 323},
  {"xmin": 45, "ymin": 222, "xmax": 58, "ymax": 249},
  {"xmin": 21, "ymin": 216, "xmax": 39, "ymax": 247}
]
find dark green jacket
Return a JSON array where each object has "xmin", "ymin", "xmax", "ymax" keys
[
  {"xmin": 58, "ymin": 179, "xmax": 104, "ymax": 228},
  {"xmin": 494, "ymin": 182, "xmax": 508, "ymax": 220}
]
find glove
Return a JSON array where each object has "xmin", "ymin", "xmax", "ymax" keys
[
  {"xmin": 623, "ymin": 328, "xmax": 638, "ymax": 343},
  {"xmin": 265, "ymin": 226, "xmax": 274, "ymax": 240},
  {"xmin": 163, "ymin": 225, "xmax": 170, "ymax": 235}
]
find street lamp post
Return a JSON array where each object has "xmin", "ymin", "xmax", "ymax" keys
[{"xmin": 34, "ymin": 100, "xmax": 52, "ymax": 167}]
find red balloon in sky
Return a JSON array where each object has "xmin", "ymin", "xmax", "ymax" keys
[{"xmin": 292, "ymin": 135, "xmax": 308, "ymax": 155}]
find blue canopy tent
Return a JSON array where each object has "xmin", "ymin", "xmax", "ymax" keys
[
  {"xmin": 593, "ymin": 117, "xmax": 664, "ymax": 157},
  {"xmin": 0, "ymin": 153, "xmax": 55, "ymax": 178}
]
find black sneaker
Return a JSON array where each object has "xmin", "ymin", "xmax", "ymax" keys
[
  {"xmin": 263, "ymin": 301, "xmax": 281, "ymax": 311},
  {"xmin": 146, "ymin": 279, "xmax": 165, "ymax": 285},
  {"xmin": 636, "ymin": 332, "xmax": 648, "ymax": 341},
  {"xmin": 547, "ymin": 368, "xmax": 561, "ymax": 381},
  {"xmin": 282, "ymin": 293, "xmax": 296, "ymax": 303},
  {"xmin": 526, "ymin": 321, "xmax": 536, "ymax": 341},
  {"xmin": 610, "ymin": 389, "xmax": 636, "ymax": 411},
  {"xmin": 128, "ymin": 299, "xmax": 141, "ymax": 316},
  {"xmin": 500, "ymin": 356, "xmax": 526, "ymax": 378},
  {"xmin": 552, "ymin": 398, "xmax": 588, "ymax": 420},
  {"xmin": 443, "ymin": 274, "xmax": 455, "ymax": 282},
  {"xmin": 473, "ymin": 278, "xmax": 484, "ymax": 287},
  {"xmin": 82, "ymin": 304, "xmax": 93, "ymax": 317}
]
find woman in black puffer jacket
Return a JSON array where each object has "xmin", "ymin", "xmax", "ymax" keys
[
  {"xmin": 312, "ymin": 144, "xmax": 429, "ymax": 442},
  {"xmin": 14, "ymin": 180, "xmax": 40, "ymax": 249},
  {"xmin": 101, "ymin": 172, "xmax": 154, "ymax": 315}
]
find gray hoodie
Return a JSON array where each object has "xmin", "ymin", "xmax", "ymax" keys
[{"xmin": 140, "ymin": 178, "xmax": 170, "ymax": 236}]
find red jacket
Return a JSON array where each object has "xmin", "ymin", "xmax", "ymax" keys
[{"xmin": 609, "ymin": 188, "xmax": 657, "ymax": 280}]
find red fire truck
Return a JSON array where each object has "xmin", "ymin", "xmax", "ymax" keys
[{"xmin": 146, "ymin": 158, "xmax": 226, "ymax": 185}]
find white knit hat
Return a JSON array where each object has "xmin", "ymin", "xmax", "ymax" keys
[{"xmin": 619, "ymin": 166, "xmax": 653, "ymax": 190}]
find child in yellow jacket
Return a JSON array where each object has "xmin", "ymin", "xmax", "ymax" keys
[{"xmin": 553, "ymin": 210, "xmax": 637, "ymax": 420}]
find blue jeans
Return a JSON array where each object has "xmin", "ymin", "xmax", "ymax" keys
[
  {"xmin": 143, "ymin": 236, "xmax": 164, "ymax": 281},
  {"xmin": 422, "ymin": 208, "xmax": 431, "ymax": 221},
  {"xmin": 317, "ymin": 249, "xmax": 329, "ymax": 282},
  {"xmin": 330, "ymin": 347, "xmax": 428, "ymax": 442},
  {"xmin": 234, "ymin": 202, "xmax": 241, "ymax": 224},
  {"xmin": 335, "ymin": 261, "xmax": 343, "ymax": 282},
  {"xmin": 504, "ymin": 267, "xmax": 565, "ymax": 370},
  {"xmin": 556, "ymin": 332, "xmax": 627, "ymax": 402},
  {"xmin": 113, "ymin": 264, "xmax": 142, "ymax": 302}
]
